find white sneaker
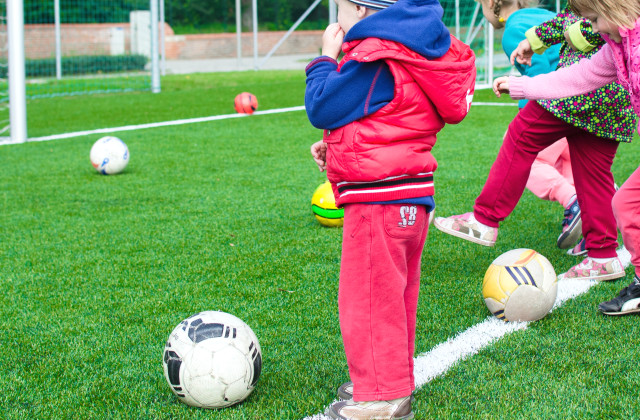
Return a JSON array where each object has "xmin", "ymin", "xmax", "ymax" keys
[
  {"xmin": 433, "ymin": 212, "xmax": 498, "ymax": 246},
  {"xmin": 326, "ymin": 396, "xmax": 414, "ymax": 419},
  {"xmin": 558, "ymin": 257, "xmax": 625, "ymax": 281}
]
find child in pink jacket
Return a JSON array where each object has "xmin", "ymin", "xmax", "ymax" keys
[{"xmin": 496, "ymin": 0, "xmax": 640, "ymax": 316}]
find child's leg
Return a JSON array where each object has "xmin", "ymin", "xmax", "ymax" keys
[
  {"xmin": 473, "ymin": 102, "xmax": 576, "ymax": 227},
  {"xmin": 565, "ymin": 134, "xmax": 619, "ymax": 258},
  {"xmin": 612, "ymin": 166, "xmax": 640, "ymax": 276},
  {"xmin": 556, "ymin": 139, "xmax": 574, "ymax": 187},
  {"xmin": 339, "ymin": 203, "xmax": 428, "ymax": 402},
  {"xmin": 526, "ymin": 138, "xmax": 576, "ymax": 207}
]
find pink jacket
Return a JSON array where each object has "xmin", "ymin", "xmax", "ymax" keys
[
  {"xmin": 509, "ymin": 17, "xmax": 640, "ymax": 126},
  {"xmin": 325, "ymin": 36, "xmax": 476, "ymax": 206}
]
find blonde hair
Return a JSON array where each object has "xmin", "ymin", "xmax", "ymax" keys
[
  {"xmin": 476, "ymin": 0, "xmax": 540, "ymax": 21},
  {"xmin": 568, "ymin": 0, "xmax": 640, "ymax": 28}
]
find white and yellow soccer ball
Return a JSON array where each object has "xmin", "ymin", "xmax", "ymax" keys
[
  {"xmin": 90, "ymin": 136, "xmax": 129, "ymax": 175},
  {"xmin": 482, "ymin": 249, "xmax": 558, "ymax": 322},
  {"xmin": 163, "ymin": 311, "xmax": 262, "ymax": 409}
]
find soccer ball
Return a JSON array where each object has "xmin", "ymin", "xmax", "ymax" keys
[
  {"xmin": 311, "ymin": 181, "xmax": 344, "ymax": 227},
  {"xmin": 162, "ymin": 311, "xmax": 262, "ymax": 409},
  {"xmin": 234, "ymin": 92, "xmax": 258, "ymax": 114},
  {"xmin": 482, "ymin": 248, "xmax": 557, "ymax": 322},
  {"xmin": 90, "ymin": 136, "xmax": 129, "ymax": 175}
]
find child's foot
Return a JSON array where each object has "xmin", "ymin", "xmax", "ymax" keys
[
  {"xmin": 326, "ymin": 396, "xmax": 414, "ymax": 419},
  {"xmin": 337, "ymin": 382, "xmax": 354, "ymax": 400},
  {"xmin": 337, "ymin": 382, "xmax": 415, "ymax": 403},
  {"xmin": 598, "ymin": 276, "xmax": 640, "ymax": 316},
  {"xmin": 558, "ymin": 257, "xmax": 625, "ymax": 281},
  {"xmin": 557, "ymin": 197, "xmax": 581, "ymax": 249},
  {"xmin": 566, "ymin": 238, "xmax": 587, "ymax": 257},
  {"xmin": 433, "ymin": 212, "xmax": 497, "ymax": 246}
]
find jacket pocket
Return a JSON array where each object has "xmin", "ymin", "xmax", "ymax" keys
[
  {"xmin": 323, "ymin": 128, "xmax": 343, "ymax": 144},
  {"xmin": 383, "ymin": 204, "xmax": 426, "ymax": 239}
]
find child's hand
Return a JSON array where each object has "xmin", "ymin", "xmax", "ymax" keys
[
  {"xmin": 510, "ymin": 39, "xmax": 533, "ymax": 66},
  {"xmin": 493, "ymin": 77, "xmax": 510, "ymax": 97},
  {"xmin": 311, "ymin": 140, "xmax": 327, "ymax": 172},
  {"xmin": 322, "ymin": 23, "xmax": 345, "ymax": 61}
]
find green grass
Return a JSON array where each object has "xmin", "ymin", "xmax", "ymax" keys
[{"xmin": 1, "ymin": 71, "xmax": 639, "ymax": 419}]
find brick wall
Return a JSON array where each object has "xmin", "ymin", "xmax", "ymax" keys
[
  {"xmin": 0, "ymin": 23, "xmax": 322, "ymax": 60},
  {"xmin": 166, "ymin": 30, "xmax": 323, "ymax": 59}
]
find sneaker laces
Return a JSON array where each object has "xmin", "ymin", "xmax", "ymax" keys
[{"xmin": 561, "ymin": 207, "xmax": 572, "ymax": 228}]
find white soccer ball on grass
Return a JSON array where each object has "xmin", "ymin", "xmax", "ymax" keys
[
  {"xmin": 90, "ymin": 136, "xmax": 129, "ymax": 175},
  {"xmin": 483, "ymin": 248, "xmax": 558, "ymax": 322}
]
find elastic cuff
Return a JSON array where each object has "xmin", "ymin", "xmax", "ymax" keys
[
  {"xmin": 473, "ymin": 212, "xmax": 499, "ymax": 228},
  {"xmin": 353, "ymin": 387, "xmax": 412, "ymax": 402},
  {"xmin": 567, "ymin": 21, "xmax": 595, "ymax": 52},
  {"xmin": 305, "ymin": 56, "xmax": 338, "ymax": 73},
  {"xmin": 507, "ymin": 76, "xmax": 526, "ymax": 100},
  {"xmin": 587, "ymin": 247, "xmax": 618, "ymax": 259},
  {"xmin": 525, "ymin": 27, "xmax": 548, "ymax": 55}
]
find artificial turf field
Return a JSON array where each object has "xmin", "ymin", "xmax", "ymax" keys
[{"xmin": 2, "ymin": 70, "xmax": 640, "ymax": 419}]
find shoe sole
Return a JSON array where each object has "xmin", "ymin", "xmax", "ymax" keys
[
  {"xmin": 557, "ymin": 216, "xmax": 582, "ymax": 249},
  {"xmin": 558, "ymin": 271, "xmax": 625, "ymax": 282},
  {"xmin": 600, "ymin": 307, "xmax": 640, "ymax": 316},
  {"xmin": 326, "ymin": 407, "xmax": 415, "ymax": 420},
  {"xmin": 433, "ymin": 219, "xmax": 495, "ymax": 247},
  {"xmin": 566, "ymin": 247, "xmax": 587, "ymax": 257}
]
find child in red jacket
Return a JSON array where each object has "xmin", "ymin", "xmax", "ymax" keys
[{"xmin": 305, "ymin": 0, "xmax": 475, "ymax": 418}]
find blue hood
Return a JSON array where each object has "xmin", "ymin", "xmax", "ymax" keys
[{"xmin": 344, "ymin": 0, "xmax": 451, "ymax": 60}]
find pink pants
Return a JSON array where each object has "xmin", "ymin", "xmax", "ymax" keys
[
  {"xmin": 474, "ymin": 101, "xmax": 619, "ymax": 258},
  {"xmin": 612, "ymin": 165, "xmax": 640, "ymax": 277},
  {"xmin": 339, "ymin": 203, "xmax": 428, "ymax": 401},
  {"xmin": 526, "ymin": 138, "xmax": 575, "ymax": 208}
]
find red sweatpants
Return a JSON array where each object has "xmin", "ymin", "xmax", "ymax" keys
[
  {"xmin": 473, "ymin": 101, "xmax": 619, "ymax": 258},
  {"xmin": 339, "ymin": 203, "xmax": 429, "ymax": 401},
  {"xmin": 612, "ymin": 166, "xmax": 640, "ymax": 277}
]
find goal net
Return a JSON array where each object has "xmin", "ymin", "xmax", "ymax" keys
[{"xmin": 0, "ymin": 0, "xmax": 153, "ymax": 101}]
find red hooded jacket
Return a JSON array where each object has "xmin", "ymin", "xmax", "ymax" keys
[{"xmin": 324, "ymin": 35, "xmax": 475, "ymax": 206}]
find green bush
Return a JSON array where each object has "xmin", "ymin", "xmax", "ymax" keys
[{"xmin": 0, "ymin": 54, "xmax": 148, "ymax": 78}]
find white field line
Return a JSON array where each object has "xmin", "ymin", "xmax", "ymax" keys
[
  {"xmin": 0, "ymin": 102, "xmax": 516, "ymax": 147},
  {"xmin": 0, "ymin": 106, "xmax": 307, "ymax": 146},
  {"xmin": 302, "ymin": 278, "xmax": 598, "ymax": 420},
  {"xmin": 303, "ymin": 244, "xmax": 632, "ymax": 419}
]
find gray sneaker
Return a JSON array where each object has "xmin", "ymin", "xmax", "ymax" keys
[
  {"xmin": 326, "ymin": 396, "xmax": 414, "ymax": 420},
  {"xmin": 337, "ymin": 382, "xmax": 354, "ymax": 400},
  {"xmin": 338, "ymin": 382, "xmax": 415, "ymax": 403}
]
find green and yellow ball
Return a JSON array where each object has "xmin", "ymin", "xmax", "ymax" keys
[{"xmin": 311, "ymin": 181, "xmax": 344, "ymax": 227}]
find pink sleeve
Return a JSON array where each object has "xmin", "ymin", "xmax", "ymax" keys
[{"xmin": 508, "ymin": 44, "xmax": 618, "ymax": 100}]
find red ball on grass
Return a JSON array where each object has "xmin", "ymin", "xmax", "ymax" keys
[{"xmin": 234, "ymin": 92, "xmax": 258, "ymax": 114}]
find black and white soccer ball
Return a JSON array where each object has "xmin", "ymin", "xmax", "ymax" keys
[{"xmin": 162, "ymin": 311, "xmax": 262, "ymax": 408}]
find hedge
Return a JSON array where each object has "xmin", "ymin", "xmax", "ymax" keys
[{"xmin": 0, "ymin": 54, "xmax": 148, "ymax": 78}]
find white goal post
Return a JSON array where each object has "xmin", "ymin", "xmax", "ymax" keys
[
  {"xmin": 7, "ymin": 0, "xmax": 26, "ymax": 143},
  {"xmin": 4, "ymin": 0, "xmax": 162, "ymax": 144}
]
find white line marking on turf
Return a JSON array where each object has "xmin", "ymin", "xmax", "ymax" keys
[
  {"xmin": 302, "ymin": 278, "xmax": 598, "ymax": 420},
  {"xmin": 0, "ymin": 102, "xmax": 515, "ymax": 146},
  {"xmin": 0, "ymin": 106, "xmax": 307, "ymax": 145}
]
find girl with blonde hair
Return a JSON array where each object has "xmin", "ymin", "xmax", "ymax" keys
[
  {"xmin": 434, "ymin": 0, "xmax": 635, "ymax": 283},
  {"xmin": 495, "ymin": 0, "xmax": 640, "ymax": 315}
]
